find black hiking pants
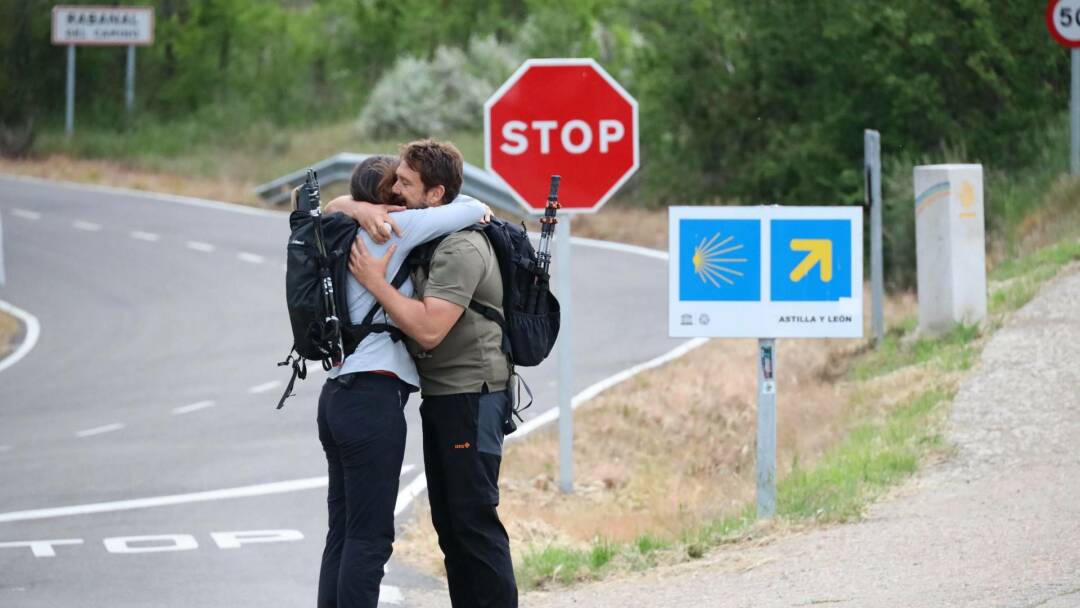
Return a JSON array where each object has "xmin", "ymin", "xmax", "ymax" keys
[
  {"xmin": 421, "ymin": 389, "xmax": 518, "ymax": 608},
  {"xmin": 316, "ymin": 372, "xmax": 410, "ymax": 608}
]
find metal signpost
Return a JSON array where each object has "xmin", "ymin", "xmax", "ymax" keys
[
  {"xmin": 51, "ymin": 6, "xmax": 155, "ymax": 136},
  {"xmin": 485, "ymin": 58, "xmax": 640, "ymax": 493},
  {"xmin": 865, "ymin": 130, "xmax": 884, "ymax": 347},
  {"xmin": 669, "ymin": 206, "xmax": 864, "ymax": 518},
  {"xmin": 1047, "ymin": 0, "xmax": 1080, "ymax": 174}
]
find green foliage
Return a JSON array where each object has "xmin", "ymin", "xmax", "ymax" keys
[
  {"xmin": 632, "ymin": 0, "xmax": 1068, "ymax": 206},
  {"xmin": 356, "ymin": 36, "xmax": 521, "ymax": 139}
]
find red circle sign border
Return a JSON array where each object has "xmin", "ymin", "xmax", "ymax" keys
[
  {"xmin": 484, "ymin": 58, "xmax": 640, "ymax": 215},
  {"xmin": 1048, "ymin": 0, "xmax": 1080, "ymax": 48}
]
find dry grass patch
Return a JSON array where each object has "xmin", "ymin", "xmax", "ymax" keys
[
  {"xmin": 395, "ymin": 290, "xmax": 924, "ymax": 583},
  {"xmin": 0, "ymin": 309, "xmax": 22, "ymax": 360}
]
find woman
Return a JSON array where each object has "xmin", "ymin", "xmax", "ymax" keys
[{"xmin": 316, "ymin": 155, "xmax": 490, "ymax": 608}]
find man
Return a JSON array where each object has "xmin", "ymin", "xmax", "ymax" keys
[{"xmin": 345, "ymin": 139, "xmax": 518, "ymax": 608}]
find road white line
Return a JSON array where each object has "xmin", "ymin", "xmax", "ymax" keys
[
  {"xmin": 379, "ymin": 585, "xmax": 404, "ymax": 605},
  {"xmin": 0, "ymin": 476, "xmax": 331, "ymax": 524},
  {"xmin": 186, "ymin": 241, "xmax": 216, "ymax": 252},
  {"xmin": 172, "ymin": 400, "xmax": 216, "ymax": 415},
  {"xmin": 0, "ymin": 445, "xmax": 12, "ymax": 453},
  {"xmin": 391, "ymin": 337, "xmax": 710, "ymax": 518},
  {"xmin": 75, "ymin": 423, "xmax": 125, "ymax": 438},
  {"xmin": 0, "ymin": 173, "xmax": 284, "ymax": 219},
  {"xmin": 72, "ymin": 220, "xmax": 102, "ymax": 232},
  {"xmin": 11, "ymin": 208, "xmax": 41, "ymax": 220},
  {"xmin": 247, "ymin": 381, "xmax": 281, "ymax": 395},
  {"xmin": 571, "ymin": 235, "xmax": 669, "ymax": 261},
  {"xmin": 130, "ymin": 231, "xmax": 160, "ymax": 242},
  {"xmin": 0, "ymin": 300, "xmax": 41, "ymax": 375},
  {"xmin": 238, "ymin": 252, "xmax": 264, "ymax": 264}
]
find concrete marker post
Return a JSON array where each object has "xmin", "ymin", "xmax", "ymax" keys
[
  {"xmin": 557, "ymin": 216, "xmax": 574, "ymax": 493},
  {"xmin": 865, "ymin": 129, "xmax": 885, "ymax": 346},
  {"xmin": 756, "ymin": 338, "xmax": 777, "ymax": 518}
]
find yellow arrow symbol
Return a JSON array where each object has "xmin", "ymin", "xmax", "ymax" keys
[{"xmin": 789, "ymin": 239, "xmax": 833, "ymax": 282}]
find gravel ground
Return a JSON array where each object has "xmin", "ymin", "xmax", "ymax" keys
[{"xmin": 406, "ymin": 264, "xmax": 1080, "ymax": 608}]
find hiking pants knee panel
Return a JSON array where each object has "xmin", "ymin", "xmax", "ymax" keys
[{"xmin": 317, "ymin": 373, "xmax": 409, "ymax": 608}]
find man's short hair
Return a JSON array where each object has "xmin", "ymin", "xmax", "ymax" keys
[{"xmin": 400, "ymin": 139, "xmax": 464, "ymax": 204}]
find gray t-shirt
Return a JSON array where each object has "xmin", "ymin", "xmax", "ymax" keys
[{"xmin": 329, "ymin": 196, "xmax": 487, "ymax": 388}]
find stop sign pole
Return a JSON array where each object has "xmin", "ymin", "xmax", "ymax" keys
[
  {"xmin": 1048, "ymin": 0, "xmax": 1080, "ymax": 173},
  {"xmin": 485, "ymin": 58, "xmax": 639, "ymax": 493}
]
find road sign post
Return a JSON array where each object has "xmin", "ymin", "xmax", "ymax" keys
[
  {"xmin": 1047, "ymin": 0, "xmax": 1080, "ymax": 174},
  {"xmin": 865, "ymin": 130, "xmax": 884, "ymax": 347},
  {"xmin": 52, "ymin": 6, "xmax": 155, "ymax": 135},
  {"xmin": 669, "ymin": 206, "xmax": 864, "ymax": 517},
  {"xmin": 486, "ymin": 58, "xmax": 639, "ymax": 493}
]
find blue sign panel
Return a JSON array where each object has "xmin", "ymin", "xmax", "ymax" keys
[
  {"xmin": 679, "ymin": 219, "xmax": 760, "ymax": 301},
  {"xmin": 770, "ymin": 219, "xmax": 852, "ymax": 302}
]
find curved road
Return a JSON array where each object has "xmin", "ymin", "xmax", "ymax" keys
[{"xmin": 0, "ymin": 175, "xmax": 683, "ymax": 607}]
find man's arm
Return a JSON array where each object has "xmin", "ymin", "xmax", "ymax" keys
[
  {"xmin": 348, "ymin": 240, "xmax": 464, "ymax": 350},
  {"xmin": 324, "ymin": 196, "xmax": 405, "ymax": 245}
]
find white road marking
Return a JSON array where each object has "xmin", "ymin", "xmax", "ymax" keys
[
  {"xmin": 0, "ymin": 300, "xmax": 41, "ymax": 375},
  {"xmin": 171, "ymin": 400, "xmax": 215, "ymax": 415},
  {"xmin": 0, "ymin": 539, "xmax": 83, "ymax": 558},
  {"xmin": 72, "ymin": 220, "xmax": 102, "ymax": 232},
  {"xmin": 75, "ymin": 423, "xmax": 125, "ymax": 438},
  {"xmin": 0, "ymin": 173, "xmax": 283, "ymax": 218},
  {"xmin": 238, "ymin": 252, "xmax": 264, "ymax": 264},
  {"xmin": 0, "ymin": 476, "xmax": 331, "ymax": 523},
  {"xmin": 11, "ymin": 208, "xmax": 41, "ymax": 220},
  {"xmin": 247, "ymin": 381, "xmax": 281, "ymax": 394},
  {"xmin": 130, "ymin": 231, "xmax": 160, "ymax": 242},
  {"xmin": 379, "ymin": 585, "xmax": 404, "ymax": 605},
  {"xmin": 186, "ymin": 241, "xmax": 216, "ymax": 252},
  {"xmin": 0, "ymin": 445, "xmax": 12, "ymax": 452}
]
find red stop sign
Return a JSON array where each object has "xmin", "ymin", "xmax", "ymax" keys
[{"xmin": 484, "ymin": 59, "xmax": 639, "ymax": 214}]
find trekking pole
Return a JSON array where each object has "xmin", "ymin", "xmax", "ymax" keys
[
  {"xmin": 528, "ymin": 175, "xmax": 560, "ymax": 312},
  {"xmin": 303, "ymin": 169, "xmax": 345, "ymax": 366}
]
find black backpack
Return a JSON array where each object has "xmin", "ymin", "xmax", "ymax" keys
[
  {"xmin": 407, "ymin": 218, "xmax": 561, "ymax": 368},
  {"xmin": 276, "ymin": 176, "xmax": 411, "ymax": 409}
]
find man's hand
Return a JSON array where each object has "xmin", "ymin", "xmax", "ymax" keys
[
  {"xmin": 325, "ymin": 195, "xmax": 405, "ymax": 245},
  {"xmin": 349, "ymin": 237, "xmax": 397, "ymax": 289}
]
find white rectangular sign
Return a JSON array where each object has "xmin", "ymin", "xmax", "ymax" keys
[
  {"xmin": 52, "ymin": 6, "xmax": 155, "ymax": 46},
  {"xmin": 669, "ymin": 206, "xmax": 864, "ymax": 339}
]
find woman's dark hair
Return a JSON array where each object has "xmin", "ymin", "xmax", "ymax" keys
[{"xmin": 349, "ymin": 155, "xmax": 399, "ymax": 204}]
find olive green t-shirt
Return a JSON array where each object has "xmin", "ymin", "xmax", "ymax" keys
[{"xmin": 408, "ymin": 230, "xmax": 511, "ymax": 396}]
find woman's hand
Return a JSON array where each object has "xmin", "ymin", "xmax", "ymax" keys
[
  {"xmin": 479, "ymin": 203, "xmax": 494, "ymax": 224},
  {"xmin": 325, "ymin": 196, "xmax": 406, "ymax": 244}
]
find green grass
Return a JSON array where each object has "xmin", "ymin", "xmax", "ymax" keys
[{"xmin": 512, "ymin": 235, "xmax": 1079, "ymax": 592}]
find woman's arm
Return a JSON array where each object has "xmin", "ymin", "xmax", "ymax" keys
[{"xmin": 392, "ymin": 197, "xmax": 491, "ymax": 253}]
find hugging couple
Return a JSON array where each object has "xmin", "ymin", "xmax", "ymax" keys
[{"xmin": 313, "ymin": 138, "xmax": 517, "ymax": 608}]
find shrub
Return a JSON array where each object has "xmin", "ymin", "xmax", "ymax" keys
[{"xmin": 356, "ymin": 36, "xmax": 522, "ymax": 140}]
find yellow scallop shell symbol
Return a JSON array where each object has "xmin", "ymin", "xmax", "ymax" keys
[{"xmin": 958, "ymin": 181, "xmax": 976, "ymax": 209}]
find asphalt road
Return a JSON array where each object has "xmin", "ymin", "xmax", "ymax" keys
[{"xmin": 0, "ymin": 175, "xmax": 683, "ymax": 607}]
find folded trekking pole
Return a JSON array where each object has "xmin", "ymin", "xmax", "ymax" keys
[
  {"xmin": 528, "ymin": 175, "xmax": 560, "ymax": 313},
  {"xmin": 299, "ymin": 169, "xmax": 345, "ymax": 367}
]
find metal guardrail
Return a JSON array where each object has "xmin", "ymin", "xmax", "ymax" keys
[{"xmin": 254, "ymin": 152, "xmax": 524, "ymax": 215}]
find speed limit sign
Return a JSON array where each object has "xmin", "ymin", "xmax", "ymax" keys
[{"xmin": 1048, "ymin": 0, "xmax": 1080, "ymax": 47}]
